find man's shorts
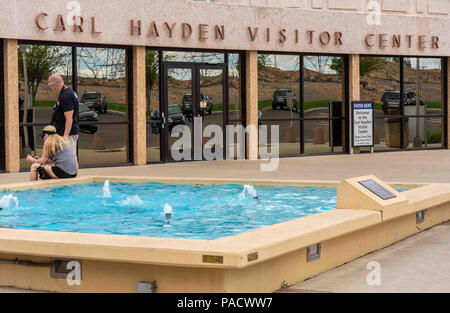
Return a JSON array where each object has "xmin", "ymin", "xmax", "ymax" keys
[{"xmin": 68, "ymin": 135, "xmax": 79, "ymax": 162}]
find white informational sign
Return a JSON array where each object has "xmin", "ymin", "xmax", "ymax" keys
[{"xmin": 352, "ymin": 101, "xmax": 374, "ymax": 147}]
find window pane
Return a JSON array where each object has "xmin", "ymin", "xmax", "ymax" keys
[
  {"xmin": 77, "ymin": 47, "xmax": 129, "ymax": 165},
  {"xmin": 405, "ymin": 117, "xmax": 444, "ymax": 149},
  {"xmin": 146, "ymin": 124, "xmax": 161, "ymax": 163},
  {"xmin": 146, "ymin": 50, "xmax": 161, "ymax": 163},
  {"xmin": 226, "ymin": 121, "xmax": 246, "ymax": 159},
  {"xmin": 78, "ymin": 124, "xmax": 130, "ymax": 166},
  {"xmin": 259, "ymin": 120, "xmax": 300, "ymax": 157},
  {"xmin": 303, "ymin": 120, "xmax": 333, "ymax": 154},
  {"xmin": 258, "ymin": 54, "xmax": 300, "ymax": 120},
  {"xmin": 360, "ymin": 57, "xmax": 400, "ymax": 117},
  {"xmin": 303, "ymin": 55, "xmax": 344, "ymax": 154},
  {"xmin": 304, "ymin": 56, "xmax": 342, "ymax": 119},
  {"xmin": 18, "ymin": 45, "xmax": 72, "ymax": 125},
  {"xmin": 20, "ymin": 125, "xmax": 45, "ymax": 170},
  {"xmin": 167, "ymin": 68, "xmax": 193, "ymax": 162},
  {"xmin": 404, "ymin": 57, "xmax": 442, "ymax": 114},
  {"xmin": 77, "ymin": 47, "xmax": 128, "ymax": 117},
  {"xmin": 228, "ymin": 53, "xmax": 243, "ymax": 121},
  {"xmin": 379, "ymin": 116, "xmax": 404, "ymax": 150}
]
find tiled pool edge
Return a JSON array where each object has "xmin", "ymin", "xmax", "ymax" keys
[{"xmin": 0, "ymin": 175, "xmax": 448, "ymax": 292}]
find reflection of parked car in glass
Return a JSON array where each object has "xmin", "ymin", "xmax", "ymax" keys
[
  {"xmin": 81, "ymin": 92, "xmax": 107, "ymax": 114},
  {"xmin": 182, "ymin": 94, "xmax": 213, "ymax": 116},
  {"xmin": 381, "ymin": 90, "xmax": 424, "ymax": 114},
  {"xmin": 151, "ymin": 105, "xmax": 185, "ymax": 134},
  {"xmin": 272, "ymin": 89, "xmax": 298, "ymax": 111},
  {"xmin": 52, "ymin": 103, "xmax": 98, "ymax": 134}
]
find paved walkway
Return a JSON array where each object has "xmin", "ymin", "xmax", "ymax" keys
[
  {"xmin": 278, "ymin": 221, "xmax": 450, "ymax": 293},
  {"xmin": 1, "ymin": 150, "xmax": 449, "ymax": 185}
]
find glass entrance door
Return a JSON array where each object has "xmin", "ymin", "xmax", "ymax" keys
[
  {"xmin": 197, "ymin": 65, "xmax": 225, "ymax": 160},
  {"xmin": 162, "ymin": 63, "xmax": 226, "ymax": 162}
]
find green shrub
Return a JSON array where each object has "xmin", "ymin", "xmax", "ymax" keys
[{"xmin": 427, "ymin": 131, "xmax": 441, "ymax": 144}]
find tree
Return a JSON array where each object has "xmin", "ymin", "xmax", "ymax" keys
[
  {"xmin": 330, "ymin": 57, "xmax": 385, "ymax": 77},
  {"xmin": 18, "ymin": 45, "xmax": 66, "ymax": 106},
  {"xmin": 258, "ymin": 54, "xmax": 269, "ymax": 71}
]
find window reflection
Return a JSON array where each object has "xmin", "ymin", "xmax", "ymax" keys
[
  {"xmin": 403, "ymin": 58, "xmax": 443, "ymax": 149},
  {"xmin": 76, "ymin": 47, "xmax": 129, "ymax": 166},
  {"xmin": 163, "ymin": 51, "xmax": 224, "ymax": 63},
  {"xmin": 146, "ymin": 50, "xmax": 161, "ymax": 163},
  {"xmin": 18, "ymin": 45, "xmax": 73, "ymax": 169},
  {"xmin": 228, "ymin": 53, "xmax": 243, "ymax": 121},
  {"xmin": 258, "ymin": 54, "xmax": 300, "ymax": 120}
]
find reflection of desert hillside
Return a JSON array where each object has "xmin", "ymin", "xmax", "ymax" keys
[
  {"xmin": 361, "ymin": 60, "xmax": 442, "ymax": 103},
  {"xmin": 258, "ymin": 66, "xmax": 342, "ymax": 102},
  {"xmin": 26, "ymin": 76, "xmax": 127, "ymax": 104}
]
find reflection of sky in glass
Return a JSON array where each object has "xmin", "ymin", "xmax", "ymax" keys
[
  {"xmin": 304, "ymin": 56, "xmax": 338, "ymax": 74},
  {"xmin": 405, "ymin": 57, "xmax": 441, "ymax": 70},
  {"xmin": 228, "ymin": 53, "xmax": 240, "ymax": 78},
  {"xmin": 264, "ymin": 54, "xmax": 300, "ymax": 71},
  {"xmin": 163, "ymin": 51, "xmax": 224, "ymax": 63},
  {"xmin": 76, "ymin": 47, "xmax": 126, "ymax": 79},
  {"xmin": 262, "ymin": 54, "xmax": 340, "ymax": 74},
  {"xmin": 169, "ymin": 68, "xmax": 192, "ymax": 81}
]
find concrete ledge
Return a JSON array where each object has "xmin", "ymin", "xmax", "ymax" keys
[
  {"xmin": 0, "ymin": 175, "xmax": 449, "ymax": 292},
  {"xmin": 0, "ymin": 209, "xmax": 381, "ymax": 269}
]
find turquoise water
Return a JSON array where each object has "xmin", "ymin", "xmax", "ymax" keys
[{"xmin": 0, "ymin": 182, "xmax": 337, "ymax": 240}]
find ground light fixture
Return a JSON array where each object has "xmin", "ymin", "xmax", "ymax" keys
[
  {"xmin": 307, "ymin": 243, "xmax": 322, "ymax": 262},
  {"xmin": 137, "ymin": 281, "xmax": 157, "ymax": 293},
  {"xmin": 416, "ymin": 210, "xmax": 426, "ymax": 224}
]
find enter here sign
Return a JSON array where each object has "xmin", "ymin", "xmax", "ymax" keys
[{"xmin": 352, "ymin": 101, "xmax": 374, "ymax": 148}]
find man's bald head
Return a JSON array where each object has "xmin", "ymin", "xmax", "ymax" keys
[
  {"xmin": 48, "ymin": 74, "xmax": 64, "ymax": 93},
  {"xmin": 49, "ymin": 74, "xmax": 64, "ymax": 84}
]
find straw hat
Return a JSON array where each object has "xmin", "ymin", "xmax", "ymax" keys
[{"xmin": 40, "ymin": 125, "xmax": 57, "ymax": 137}]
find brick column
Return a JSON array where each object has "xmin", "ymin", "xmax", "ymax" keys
[
  {"xmin": 245, "ymin": 50, "xmax": 258, "ymax": 160},
  {"xmin": 347, "ymin": 54, "xmax": 360, "ymax": 154},
  {"xmin": 4, "ymin": 39, "xmax": 19, "ymax": 172},
  {"xmin": 132, "ymin": 46, "xmax": 147, "ymax": 165}
]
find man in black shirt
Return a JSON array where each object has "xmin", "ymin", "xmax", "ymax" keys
[{"xmin": 48, "ymin": 74, "xmax": 80, "ymax": 165}]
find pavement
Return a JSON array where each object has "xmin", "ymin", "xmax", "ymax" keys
[
  {"xmin": 2, "ymin": 149, "xmax": 449, "ymax": 185},
  {"xmin": 278, "ymin": 221, "xmax": 450, "ymax": 293}
]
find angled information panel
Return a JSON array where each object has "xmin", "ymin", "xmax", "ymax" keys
[{"xmin": 358, "ymin": 179, "xmax": 396, "ymax": 200}]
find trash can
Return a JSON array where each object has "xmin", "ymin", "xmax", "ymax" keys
[{"xmin": 384, "ymin": 109, "xmax": 409, "ymax": 148}]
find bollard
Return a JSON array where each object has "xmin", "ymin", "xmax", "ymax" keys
[
  {"xmin": 93, "ymin": 132, "xmax": 106, "ymax": 150},
  {"xmin": 313, "ymin": 128, "xmax": 326, "ymax": 145},
  {"xmin": 374, "ymin": 128, "xmax": 380, "ymax": 144},
  {"xmin": 284, "ymin": 126, "xmax": 297, "ymax": 143}
]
